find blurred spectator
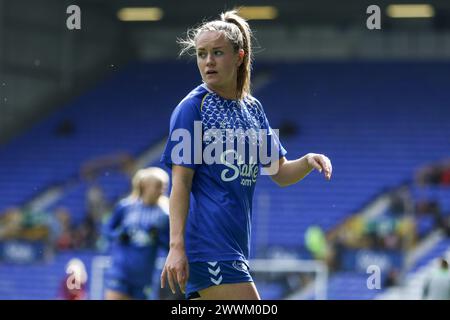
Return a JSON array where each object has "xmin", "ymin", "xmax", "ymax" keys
[
  {"xmin": 341, "ymin": 216, "xmax": 367, "ymax": 247},
  {"xmin": 416, "ymin": 159, "xmax": 450, "ymax": 186},
  {"xmin": 438, "ymin": 160, "xmax": 450, "ymax": 185},
  {"xmin": 305, "ymin": 225, "xmax": 337, "ymax": 271},
  {"xmin": 59, "ymin": 258, "xmax": 88, "ymax": 300},
  {"xmin": 414, "ymin": 199, "xmax": 450, "ymax": 236},
  {"xmin": 441, "ymin": 167, "xmax": 450, "ymax": 186},
  {"xmin": 86, "ymin": 185, "xmax": 109, "ymax": 222},
  {"xmin": 305, "ymin": 225, "xmax": 329, "ymax": 260},
  {"xmin": 416, "ymin": 200, "xmax": 440, "ymax": 215},
  {"xmin": 382, "ymin": 231, "xmax": 400, "ymax": 250},
  {"xmin": 416, "ymin": 165, "xmax": 442, "ymax": 186},
  {"xmin": 48, "ymin": 207, "xmax": 75, "ymax": 251},
  {"xmin": 0, "ymin": 206, "xmax": 49, "ymax": 242},
  {"xmin": 364, "ymin": 216, "xmax": 399, "ymax": 250},
  {"xmin": 396, "ymin": 215, "xmax": 416, "ymax": 249},
  {"xmin": 73, "ymin": 215, "xmax": 98, "ymax": 249},
  {"xmin": 390, "ymin": 186, "xmax": 414, "ymax": 216},
  {"xmin": 434, "ymin": 213, "xmax": 450, "ymax": 237},
  {"xmin": 422, "ymin": 258, "xmax": 450, "ymax": 300},
  {"xmin": 330, "ymin": 209, "xmax": 417, "ymax": 254},
  {"xmin": 0, "ymin": 207, "xmax": 23, "ymax": 240},
  {"xmin": 72, "ymin": 184, "xmax": 112, "ymax": 249},
  {"xmin": 20, "ymin": 208, "xmax": 50, "ymax": 242},
  {"xmin": 384, "ymin": 268, "xmax": 400, "ymax": 288}
]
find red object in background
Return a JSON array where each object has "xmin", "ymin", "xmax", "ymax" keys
[
  {"xmin": 441, "ymin": 170, "xmax": 450, "ymax": 185},
  {"xmin": 59, "ymin": 274, "xmax": 87, "ymax": 300},
  {"xmin": 56, "ymin": 233, "xmax": 73, "ymax": 250}
]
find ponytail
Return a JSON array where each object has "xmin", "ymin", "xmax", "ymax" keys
[{"xmin": 220, "ymin": 10, "xmax": 253, "ymax": 100}]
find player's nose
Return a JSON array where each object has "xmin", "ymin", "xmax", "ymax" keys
[{"xmin": 206, "ymin": 54, "xmax": 215, "ymax": 66}]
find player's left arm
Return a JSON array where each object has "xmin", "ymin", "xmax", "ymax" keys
[
  {"xmin": 102, "ymin": 203, "xmax": 126, "ymax": 240},
  {"xmin": 267, "ymin": 153, "xmax": 332, "ymax": 187}
]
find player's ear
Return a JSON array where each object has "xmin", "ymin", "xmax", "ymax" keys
[{"xmin": 237, "ymin": 49, "xmax": 245, "ymax": 67}]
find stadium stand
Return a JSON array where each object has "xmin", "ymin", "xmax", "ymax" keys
[{"xmin": 1, "ymin": 61, "xmax": 450, "ymax": 299}]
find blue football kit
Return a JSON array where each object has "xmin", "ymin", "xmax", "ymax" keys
[
  {"xmin": 104, "ymin": 198, "xmax": 169, "ymax": 299},
  {"xmin": 161, "ymin": 83, "xmax": 286, "ymax": 298}
]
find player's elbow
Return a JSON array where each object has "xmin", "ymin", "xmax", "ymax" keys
[
  {"xmin": 270, "ymin": 175, "xmax": 291, "ymax": 187},
  {"xmin": 270, "ymin": 165, "xmax": 292, "ymax": 187}
]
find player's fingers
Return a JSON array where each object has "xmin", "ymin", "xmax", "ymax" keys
[
  {"xmin": 326, "ymin": 157, "xmax": 333, "ymax": 177},
  {"xmin": 177, "ymin": 269, "xmax": 186, "ymax": 293},
  {"xmin": 323, "ymin": 157, "xmax": 332, "ymax": 179},
  {"xmin": 161, "ymin": 266, "xmax": 169, "ymax": 289},
  {"xmin": 316, "ymin": 155, "xmax": 327, "ymax": 172},
  {"xmin": 167, "ymin": 268, "xmax": 176, "ymax": 294},
  {"xmin": 309, "ymin": 157, "xmax": 323, "ymax": 172},
  {"xmin": 185, "ymin": 263, "xmax": 190, "ymax": 282},
  {"xmin": 179, "ymin": 261, "xmax": 190, "ymax": 293},
  {"xmin": 317, "ymin": 155, "xmax": 331, "ymax": 180}
]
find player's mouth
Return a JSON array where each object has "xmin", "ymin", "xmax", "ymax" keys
[{"xmin": 206, "ymin": 70, "xmax": 218, "ymax": 76}]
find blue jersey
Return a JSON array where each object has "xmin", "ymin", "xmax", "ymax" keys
[
  {"xmin": 104, "ymin": 198, "xmax": 169, "ymax": 286},
  {"xmin": 161, "ymin": 84, "xmax": 286, "ymax": 265}
]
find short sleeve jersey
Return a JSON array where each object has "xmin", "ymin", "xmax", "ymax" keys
[{"xmin": 161, "ymin": 84, "xmax": 286, "ymax": 264}]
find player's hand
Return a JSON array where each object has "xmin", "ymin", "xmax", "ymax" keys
[
  {"xmin": 306, "ymin": 153, "xmax": 333, "ymax": 180},
  {"xmin": 161, "ymin": 246, "xmax": 189, "ymax": 294}
]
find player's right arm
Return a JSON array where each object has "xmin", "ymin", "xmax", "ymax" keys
[
  {"xmin": 160, "ymin": 165, "xmax": 194, "ymax": 294},
  {"xmin": 160, "ymin": 90, "xmax": 203, "ymax": 294}
]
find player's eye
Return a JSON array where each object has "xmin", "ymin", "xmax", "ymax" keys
[
  {"xmin": 214, "ymin": 50, "xmax": 223, "ymax": 56},
  {"xmin": 197, "ymin": 51, "xmax": 207, "ymax": 58}
]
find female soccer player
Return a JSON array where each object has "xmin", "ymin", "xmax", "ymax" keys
[
  {"xmin": 104, "ymin": 167, "xmax": 170, "ymax": 300},
  {"xmin": 160, "ymin": 10, "xmax": 332, "ymax": 300}
]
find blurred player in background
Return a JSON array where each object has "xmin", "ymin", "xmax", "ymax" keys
[
  {"xmin": 103, "ymin": 167, "xmax": 170, "ymax": 300},
  {"xmin": 422, "ymin": 257, "xmax": 450, "ymax": 300},
  {"xmin": 160, "ymin": 10, "xmax": 333, "ymax": 300}
]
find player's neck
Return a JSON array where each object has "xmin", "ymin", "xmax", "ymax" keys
[
  {"xmin": 206, "ymin": 83, "xmax": 238, "ymax": 101},
  {"xmin": 142, "ymin": 199, "xmax": 157, "ymax": 206}
]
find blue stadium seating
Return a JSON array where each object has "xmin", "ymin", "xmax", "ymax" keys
[
  {"xmin": 0, "ymin": 251, "xmax": 97, "ymax": 299},
  {"xmin": 250, "ymin": 62, "xmax": 450, "ymax": 255},
  {"xmin": 1, "ymin": 61, "xmax": 450, "ymax": 299},
  {"xmin": 0, "ymin": 61, "xmax": 199, "ymax": 214},
  {"xmin": 410, "ymin": 238, "xmax": 450, "ymax": 273},
  {"xmin": 326, "ymin": 271, "xmax": 380, "ymax": 300}
]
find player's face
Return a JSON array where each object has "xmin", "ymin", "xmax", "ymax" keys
[
  {"xmin": 196, "ymin": 31, "xmax": 241, "ymax": 98},
  {"xmin": 141, "ymin": 178, "xmax": 163, "ymax": 205}
]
